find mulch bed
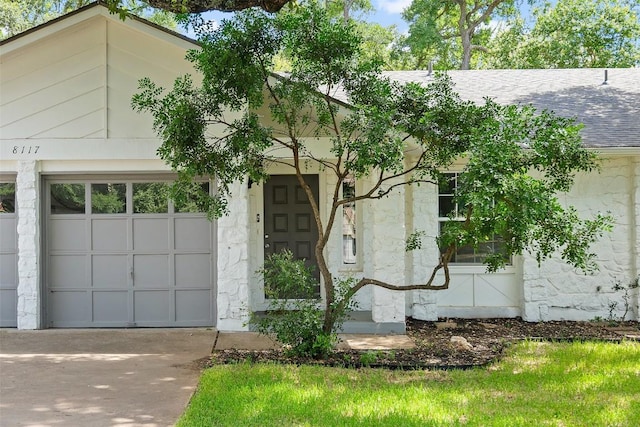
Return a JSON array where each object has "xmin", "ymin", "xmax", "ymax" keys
[{"xmin": 203, "ymin": 317, "xmax": 639, "ymax": 370}]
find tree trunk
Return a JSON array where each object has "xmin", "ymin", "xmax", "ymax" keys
[{"xmin": 460, "ymin": 28, "xmax": 472, "ymax": 70}]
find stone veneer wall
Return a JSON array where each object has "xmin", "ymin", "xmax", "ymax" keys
[
  {"xmin": 522, "ymin": 156, "xmax": 639, "ymax": 321},
  {"xmin": 634, "ymin": 157, "xmax": 640, "ymax": 320},
  {"xmin": 16, "ymin": 160, "xmax": 40, "ymax": 329},
  {"xmin": 368, "ymin": 177, "xmax": 406, "ymax": 324},
  {"xmin": 408, "ymin": 176, "xmax": 439, "ymax": 321},
  {"xmin": 216, "ymin": 180, "xmax": 251, "ymax": 330}
]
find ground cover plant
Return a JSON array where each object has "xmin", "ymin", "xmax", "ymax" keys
[{"xmin": 178, "ymin": 339, "xmax": 640, "ymax": 426}]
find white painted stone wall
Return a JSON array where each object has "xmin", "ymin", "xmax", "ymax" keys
[
  {"xmin": 522, "ymin": 156, "xmax": 638, "ymax": 321},
  {"xmin": 407, "ymin": 179, "xmax": 439, "ymax": 321},
  {"xmin": 632, "ymin": 156, "xmax": 639, "ymax": 320},
  {"xmin": 216, "ymin": 180, "xmax": 251, "ymax": 330},
  {"xmin": 368, "ymin": 176, "xmax": 406, "ymax": 324},
  {"xmin": 16, "ymin": 160, "xmax": 40, "ymax": 329}
]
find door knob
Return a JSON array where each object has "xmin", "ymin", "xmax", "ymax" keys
[{"xmin": 265, "ymin": 243, "xmax": 270, "ymax": 248}]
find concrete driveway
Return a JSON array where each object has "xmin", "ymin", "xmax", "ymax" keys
[{"xmin": 0, "ymin": 328, "xmax": 215, "ymax": 427}]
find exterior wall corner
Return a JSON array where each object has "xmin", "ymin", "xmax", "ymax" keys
[
  {"xmin": 632, "ymin": 156, "xmax": 640, "ymax": 320},
  {"xmin": 521, "ymin": 260, "xmax": 550, "ymax": 322},
  {"xmin": 369, "ymin": 179, "xmax": 406, "ymax": 324}
]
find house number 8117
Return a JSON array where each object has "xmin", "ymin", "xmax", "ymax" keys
[{"xmin": 12, "ymin": 146, "xmax": 40, "ymax": 154}]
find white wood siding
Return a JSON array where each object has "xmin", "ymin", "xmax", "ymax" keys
[
  {"xmin": 1, "ymin": 18, "xmax": 106, "ymax": 139},
  {"xmin": 1, "ymin": 10, "xmax": 199, "ymax": 143},
  {"xmin": 106, "ymin": 22, "xmax": 198, "ymax": 138}
]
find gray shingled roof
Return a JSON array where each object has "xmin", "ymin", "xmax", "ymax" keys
[{"xmin": 327, "ymin": 69, "xmax": 640, "ymax": 148}]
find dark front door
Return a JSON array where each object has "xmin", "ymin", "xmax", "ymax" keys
[{"xmin": 264, "ymin": 175, "xmax": 320, "ymax": 296}]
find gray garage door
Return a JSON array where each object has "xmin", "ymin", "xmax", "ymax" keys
[
  {"xmin": 0, "ymin": 181, "xmax": 17, "ymax": 327},
  {"xmin": 45, "ymin": 178, "xmax": 216, "ymax": 327}
]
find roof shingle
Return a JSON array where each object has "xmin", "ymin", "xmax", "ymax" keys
[{"xmin": 329, "ymin": 69, "xmax": 640, "ymax": 148}]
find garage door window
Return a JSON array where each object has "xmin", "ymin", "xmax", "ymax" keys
[
  {"xmin": 91, "ymin": 183, "xmax": 126, "ymax": 214},
  {"xmin": 0, "ymin": 183, "xmax": 15, "ymax": 213},
  {"xmin": 133, "ymin": 183, "xmax": 169, "ymax": 214},
  {"xmin": 175, "ymin": 182, "xmax": 210, "ymax": 213},
  {"xmin": 51, "ymin": 183, "xmax": 85, "ymax": 214}
]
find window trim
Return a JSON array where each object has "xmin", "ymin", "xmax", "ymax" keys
[{"xmin": 340, "ymin": 175, "xmax": 362, "ymax": 270}]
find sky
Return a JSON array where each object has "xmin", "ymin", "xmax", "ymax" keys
[{"xmin": 189, "ymin": 0, "xmax": 415, "ymax": 36}]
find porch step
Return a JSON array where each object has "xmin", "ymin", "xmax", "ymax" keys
[{"xmin": 339, "ymin": 311, "xmax": 406, "ymax": 334}]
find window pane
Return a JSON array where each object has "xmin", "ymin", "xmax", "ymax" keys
[
  {"xmin": 0, "ymin": 183, "xmax": 16, "ymax": 214},
  {"xmin": 439, "ymin": 173, "xmax": 456, "ymax": 194},
  {"xmin": 454, "ymin": 243, "xmax": 475, "ymax": 263},
  {"xmin": 438, "ymin": 176, "xmax": 511, "ymax": 265},
  {"xmin": 91, "ymin": 183, "xmax": 126, "ymax": 214},
  {"xmin": 438, "ymin": 195, "xmax": 455, "ymax": 217},
  {"xmin": 133, "ymin": 183, "xmax": 168, "ymax": 214},
  {"xmin": 342, "ymin": 177, "xmax": 356, "ymax": 264},
  {"xmin": 175, "ymin": 182, "xmax": 210, "ymax": 213},
  {"xmin": 51, "ymin": 184, "xmax": 85, "ymax": 214}
]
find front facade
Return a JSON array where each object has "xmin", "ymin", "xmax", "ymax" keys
[
  {"xmin": 0, "ymin": 4, "xmax": 218, "ymax": 328},
  {"xmin": 1, "ymin": 4, "xmax": 638, "ymax": 330}
]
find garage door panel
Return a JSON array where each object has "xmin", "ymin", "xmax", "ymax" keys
[
  {"xmin": 175, "ymin": 254, "xmax": 210, "ymax": 288},
  {"xmin": 175, "ymin": 218, "xmax": 211, "ymax": 250},
  {"xmin": 0, "ymin": 253, "xmax": 17, "ymax": 285},
  {"xmin": 92, "ymin": 255, "xmax": 128, "ymax": 288},
  {"xmin": 176, "ymin": 290, "xmax": 211, "ymax": 322},
  {"xmin": 50, "ymin": 255, "xmax": 87, "ymax": 288},
  {"xmin": 50, "ymin": 291, "xmax": 90, "ymax": 324},
  {"xmin": 0, "ymin": 289, "xmax": 17, "ymax": 326},
  {"xmin": 134, "ymin": 290, "xmax": 170, "ymax": 323},
  {"xmin": 92, "ymin": 219, "xmax": 127, "ymax": 251},
  {"xmin": 134, "ymin": 254, "xmax": 169, "ymax": 288},
  {"xmin": 50, "ymin": 219, "xmax": 86, "ymax": 251},
  {"xmin": 93, "ymin": 291, "xmax": 128, "ymax": 323},
  {"xmin": 133, "ymin": 218, "xmax": 169, "ymax": 251},
  {"xmin": 0, "ymin": 218, "xmax": 16, "ymax": 250}
]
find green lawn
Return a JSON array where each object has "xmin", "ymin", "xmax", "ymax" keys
[{"xmin": 177, "ymin": 341, "xmax": 640, "ymax": 427}]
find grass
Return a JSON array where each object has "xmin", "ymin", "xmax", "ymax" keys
[{"xmin": 177, "ymin": 341, "xmax": 640, "ymax": 427}]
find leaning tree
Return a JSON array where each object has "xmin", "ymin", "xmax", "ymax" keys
[{"xmin": 132, "ymin": 4, "xmax": 611, "ymax": 338}]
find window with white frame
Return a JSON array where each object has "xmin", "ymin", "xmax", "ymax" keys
[
  {"xmin": 342, "ymin": 175, "xmax": 357, "ymax": 265},
  {"xmin": 438, "ymin": 173, "xmax": 508, "ymax": 264}
]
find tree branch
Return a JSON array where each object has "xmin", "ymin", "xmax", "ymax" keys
[
  {"xmin": 142, "ymin": 0, "xmax": 291, "ymax": 13},
  {"xmin": 470, "ymin": 44, "xmax": 489, "ymax": 52}
]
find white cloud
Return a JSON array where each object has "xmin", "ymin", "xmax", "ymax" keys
[{"xmin": 376, "ymin": 0, "xmax": 412, "ymax": 14}]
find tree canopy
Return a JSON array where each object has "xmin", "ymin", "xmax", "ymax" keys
[
  {"xmin": 0, "ymin": 0, "xmax": 177, "ymax": 39},
  {"xmin": 132, "ymin": 4, "xmax": 612, "ymax": 335},
  {"xmin": 107, "ymin": 0, "xmax": 291, "ymax": 13},
  {"xmin": 402, "ymin": 0, "xmax": 516, "ymax": 70},
  {"xmin": 488, "ymin": 0, "xmax": 640, "ymax": 68}
]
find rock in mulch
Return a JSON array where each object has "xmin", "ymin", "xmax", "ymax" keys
[{"xmin": 450, "ymin": 336, "xmax": 473, "ymax": 350}]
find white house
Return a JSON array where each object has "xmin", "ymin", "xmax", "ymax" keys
[{"xmin": 1, "ymin": 2, "xmax": 638, "ymax": 330}]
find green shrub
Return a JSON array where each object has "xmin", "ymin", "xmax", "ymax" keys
[{"xmin": 250, "ymin": 250, "xmax": 357, "ymax": 359}]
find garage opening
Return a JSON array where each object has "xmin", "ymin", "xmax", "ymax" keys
[{"xmin": 45, "ymin": 177, "xmax": 216, "ymax": 327}]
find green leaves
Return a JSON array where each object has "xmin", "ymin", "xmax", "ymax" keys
[
  {"xmin": 440, "ymin": 100, "xmax": 612, "ymax": 274},
  {"xmin": 132, "ymin": 2, "xmax": 614, "ymax": 338},
  {"xmin": 489, "ymin": 0, "xmax": 640, "ymax": 68}
]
